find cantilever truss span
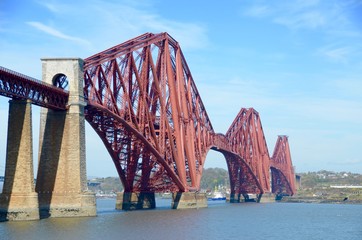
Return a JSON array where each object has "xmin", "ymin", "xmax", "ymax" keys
[
  {"xmin": 270, "ymin": 136, "xmax": 296, "ymax": 196},
  {"xmin": 221, "ymin": 108, "xmax": 271, "ymax": 195},
  {"xmin": 83, "ymin": 32, "xmax": 296, "ymax": 195}
]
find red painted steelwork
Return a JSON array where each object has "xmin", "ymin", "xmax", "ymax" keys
[
  {"xmin": 0, "ymin": 33, "xmax": 295, "ymax": 196},
  {"xmin": 83, "ymin": 32, "xmax": 295, "ymax": 194},
  {"xmin": 220, "ymin": 108, "xmax": 271, "ymax": 195},
  {"xmin": 0, "ymin": 33, "xmax": 295, "ymax": 195},
  {"xmin": 84, "ymin": 33, "xmax": 213, "ymax": 192},
  {"xmin": 212, "ymin": 134, "xmax": 262, "ymax": 195},
  {"xmin": 0, "ymin": 66, "xmax": 68, "ymax": 110},
  {"xmin": 270, "ymin": 136, "xmax": 296, "ymax": 195}
]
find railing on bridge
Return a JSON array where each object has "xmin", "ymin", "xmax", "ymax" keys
[{"xmin": 0, "ymin": 66, "xmax": 68, "ymax": 110}]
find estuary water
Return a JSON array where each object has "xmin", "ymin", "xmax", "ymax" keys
[{"xmin": 0, "ymin": 199, "xmax": 361, "ymax": 240}]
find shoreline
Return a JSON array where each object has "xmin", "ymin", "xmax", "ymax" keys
[{"xmin": 280, "ymin": 196, "xmax": 362, "ymax": 205}]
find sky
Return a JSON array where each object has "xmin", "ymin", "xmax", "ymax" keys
[{"xmin": 0, "ymin": 0, "xmax": 362, "ymax": 177}]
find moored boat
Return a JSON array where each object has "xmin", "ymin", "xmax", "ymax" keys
[{"xmin": 210, "ymin": 191, "xmax": 226, "ymax": 201}]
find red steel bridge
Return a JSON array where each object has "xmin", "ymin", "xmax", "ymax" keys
[{"xmin": 0, "ymin": 32, "xmax": 296, "ymax": 201}]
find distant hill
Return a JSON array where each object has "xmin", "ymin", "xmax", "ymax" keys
[
  {"xmin": 86, "ymin": 169, "xmax": 362, "ymax": 195},
  {"xmin": 286, "ymin": 170, "xmax": 362, "ymax": 204},
  {"xmin": 86, "ymin": 168, "xmax": 231, "ymax": 194},
  {"xmin": 297, "ymin": 170, "xmax": 362, "ymax": 189},
  {"xmin": 200, "ymin": 167, "xmax": 229, "ymax": 191}
]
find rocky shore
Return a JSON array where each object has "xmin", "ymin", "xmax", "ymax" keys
[{"xmin": 280, "ymin": 195, "xmax": 362, "ymax": 204}]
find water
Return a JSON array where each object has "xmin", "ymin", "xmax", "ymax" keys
[{"xmin": 0, "ymin": 199, "xmax": 361, "ymax": 240}]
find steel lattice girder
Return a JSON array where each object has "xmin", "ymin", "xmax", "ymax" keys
[
  {"xmin": 270, "ymin": 136, "xmax": 296, "ymax": 195},
  {"xmin": 84, "ymin": 105, "xmax": 182, "ymax": 192},
  {"xmin": 83, "ymin": 32, "xmax": 295, "ymax": 194},
  {"xmin": 270, "ymin": 167, "xmax": 292, "ymax": 195},
  {"xmin": 222, "ymin": 151, "xmax": 263, "ymax": 195},
  {"xmin": 84, "ymin": 33, "xmax": 214, "ymax": 192},
  {"xmin": 222, "ymin": 108, "xmax": 271, "ymax": 194},
  {"xmin": 0, "ymin": 66, "xmax": 68, "ymax": 110},
  {"xmin": 0, "ymin": 33, "xmax": 296, "ymax": 195}
]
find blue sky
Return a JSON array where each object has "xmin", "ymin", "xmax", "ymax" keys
[{"xmin": 1, "ymin": 0, "xmax": 362, "ymax": 177}]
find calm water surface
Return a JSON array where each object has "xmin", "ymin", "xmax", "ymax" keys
[{"xmin": 1, "ymin": 199, "xmax": 361, "ymax": 240}]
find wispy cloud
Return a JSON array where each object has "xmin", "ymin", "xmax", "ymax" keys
[
  {"xmin": 242, "ymin": 0, "xmax": 357, "ymax": 32},
  {"xmin": 32, "ymin": 1, "xmax": 209, "ymax": 52},
  {"xmin": 241, "ymin": 0, "xmax": 362, "ymax": 67},
  {"xmin": 85, "ymin": 1, "xmax": 209, "ymax": 51},
  {"xmin": 36, "ymin": 1, "xmax": 59, "ymax": 13},
  {"xmin": 274, "ymin": 11, "xmax": 326, "ymax": 29},
  {"xmin": 317, "ymin": 44, "xmax": 353, "ymax": 63},
  {"xmin": 26, "ymin": 21, "xmax": 91, "ymax": 46},
  {"xmin": 145, "ymin": 19, "xmax": 208, "ymax": 50},
  {"xmin": 243, "ymin": 5, "xmax": 271, "ymax": 18}
]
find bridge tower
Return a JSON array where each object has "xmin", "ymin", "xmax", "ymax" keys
[
  {"xmin": 36, "ymin": 58, "xmax": 96, "ymax": 218},
  {"xmin": 0, "ymin": 99, "xmax": 40, "ymax": 221}
]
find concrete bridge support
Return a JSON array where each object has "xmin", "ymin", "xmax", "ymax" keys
[
  {"xmin": 227, "ymin": 193, "xmax": 275, "ymax": 203},
  {"xmin": 36, "ymin": 58, "xmax": 96, "ymax": 218},
  {"xmin": 171, "ymin": 192, "xmax": 208, "ymax": 209},
  {"xmin": 0, "ymin": 100, "xmax": 39, "ymax": 221},
  {"xmin": 115, "ymin": 192, "xmax": 156, "ymax": 210},
  {"xmin": 259, "ymin": 193, "xmax": 276, "ymax": 203},
  {"xmin": 226, "ymin": 193, "xmax": 241, "ymax": 203}
]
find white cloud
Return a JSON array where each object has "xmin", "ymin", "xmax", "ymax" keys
[
  {"xmin": 274, "ymin": 11, "xmax": 326, "ymax": 29},
  {"xmin": 30, "ymin": 1, "xmax": 209, "ymax": 53},
  {"xmin": 26, "ymin": 21, "xmax": 91, "ymax": 47},
  {"xmin": 243, "ymin": 5, "xmax": 271, "ymax": 18},
  {"xmin": 36, "ymin": 1, "xmax": 59, "ymax": 13},
  {"xmin": 317, "ymin": 45, "xmax": 354, "ymax": 63},
  {"xmin": 243, "ymin": 0, "xmax": 357, "ymax": 32},
  {"xmin": 85, "ymin": 1, "xmax": 209, "ymax": 51}
]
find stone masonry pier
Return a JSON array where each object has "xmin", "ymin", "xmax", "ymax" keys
[
  {"xmin": 0, "ymin": 58, "xmax": 96, "ymax": 221},
  {"xmin": 36, "ymin": 58, "xmax": 96, "ymax": 218},
  {"xmin": 0, "ymin": 100, "xmax": 39, "ymax": 221}
]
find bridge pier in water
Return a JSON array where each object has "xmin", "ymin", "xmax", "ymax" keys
[
  {"xmin": 171, "ymin": 192, "xmax": 208, "ymax": 209},
  {"xmin": 227, "ymin": 193, "xmax": 241, "ymax": 203},
  {"xmin": 0, "ymin": 100, "xmax": 39, "ymax": 221},
  {"xmin": 115, "ymin": 192, "xmax": 156, "ymax": 210},
  {"xmin": 36, "ymin": 58, "xmax": 96, "ymax": 218},
  {"xmin": 259, "ymin": 193, "xmax": 276, "ymax": 203},
  {"xmin": 115, "ymin": 192, "xmax": 208, "ymax": 210},
  {"xmin": 227, "ymin": 193, "xmax": 275, "ymax": 203},
  {"xmin": 226, "ymin": 193, "xmax": 257, "ymax": 203}
]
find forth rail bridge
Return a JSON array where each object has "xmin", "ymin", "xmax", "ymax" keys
[{"xmin": 0, "ymin": 32, "xmax": 295, "ymax": 221}]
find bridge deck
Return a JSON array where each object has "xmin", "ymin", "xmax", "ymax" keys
[{"xmin": 0, "ymin": 66, "xmax": 68, "ymax": 110}]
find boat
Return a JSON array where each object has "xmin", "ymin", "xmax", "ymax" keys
[
  {"xmin": 161, "ymin": 192, "xmax": 172, "ymax": 199},
  {"xmin": 210, "ymin": 191, "xmax": 226, "ymax": 201}
]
